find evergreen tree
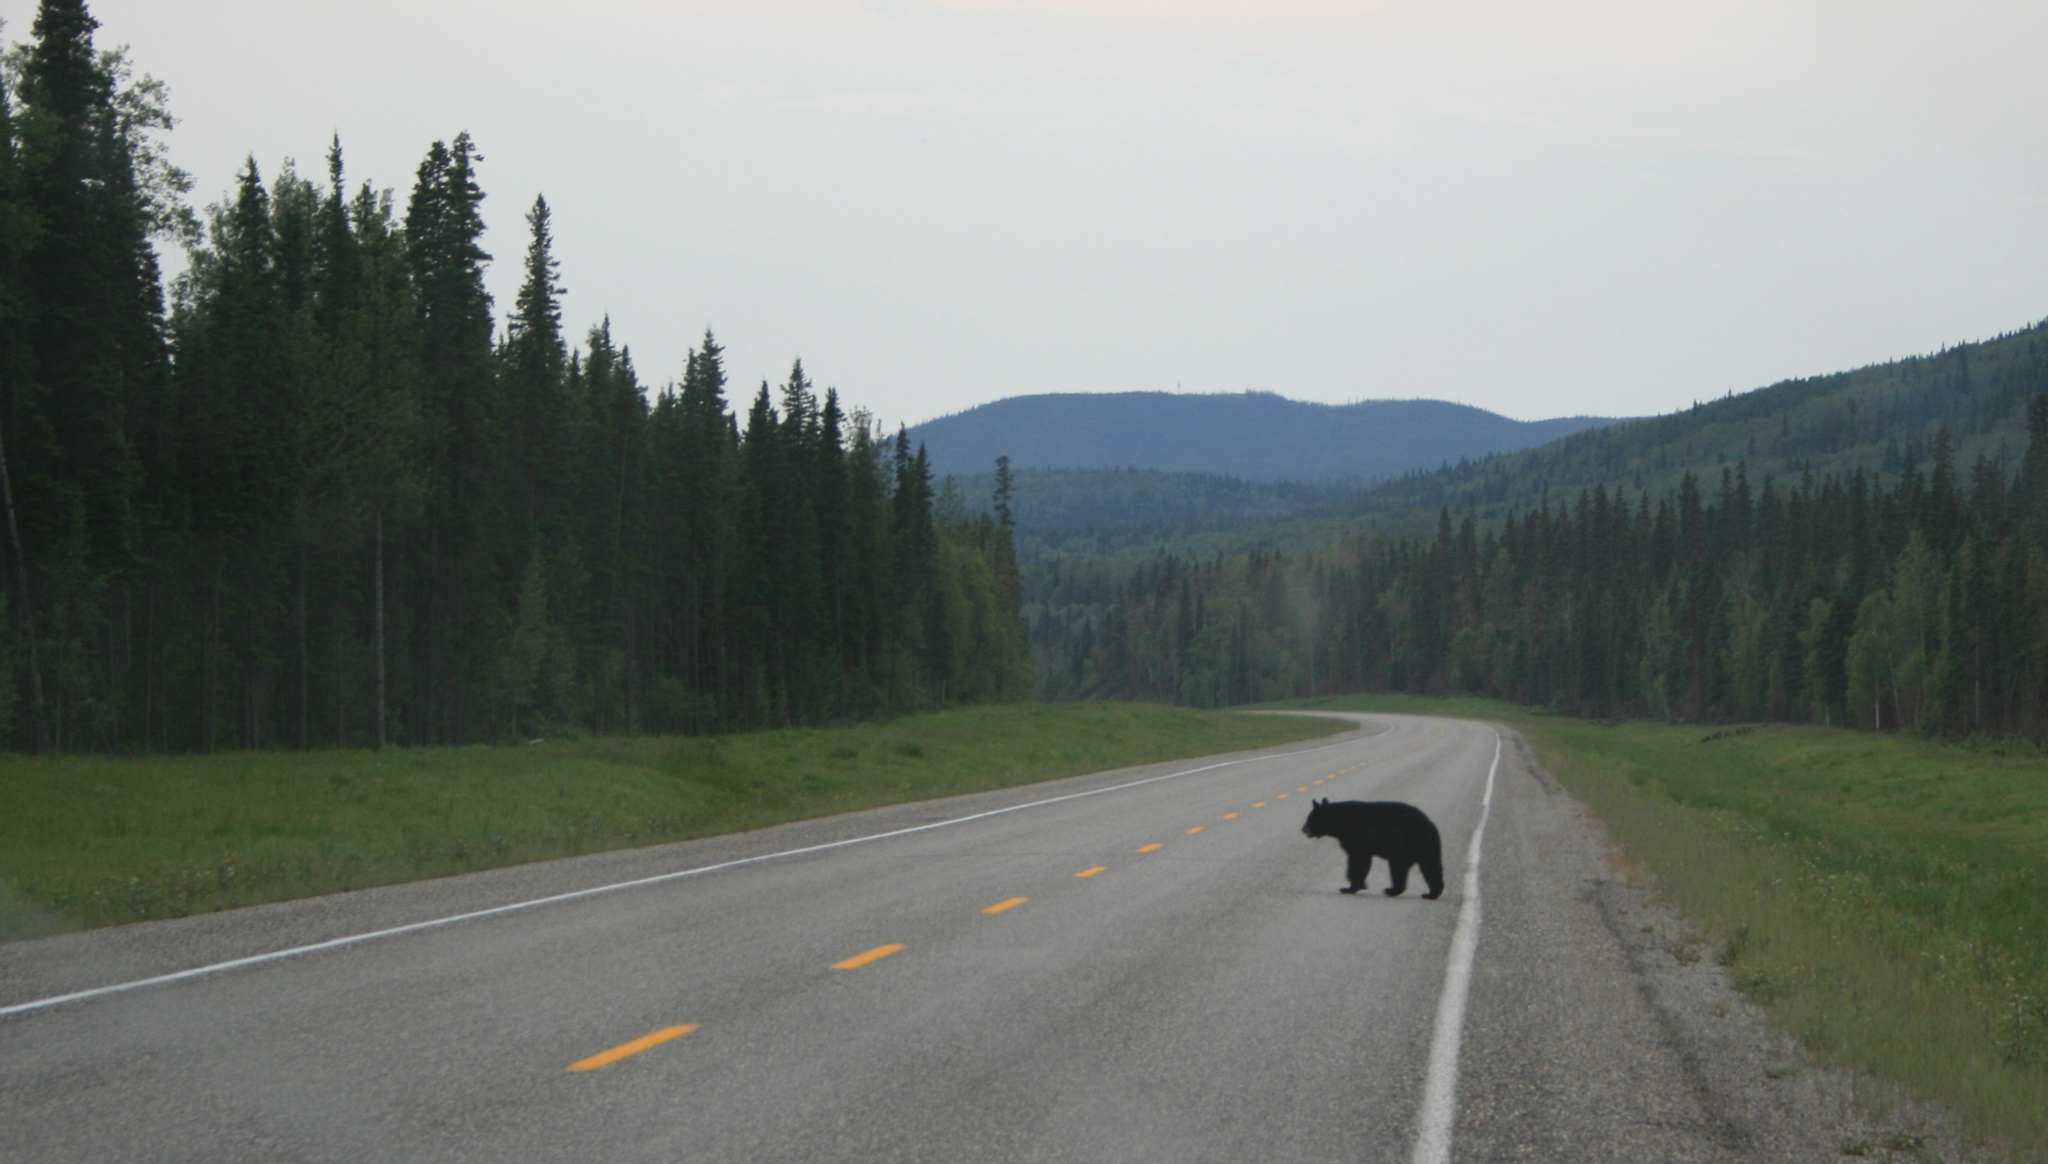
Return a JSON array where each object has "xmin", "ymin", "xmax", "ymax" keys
[
  {"xmin": 2022, "ymin": 394, "xmax": 2048, "ymax": 551},
  {"xmin": 501, "ymin": 192, "xmax": 571, "ymax": 551},
  {"xmin": 0, "ymin": 45, "xmax": 47, "ymax": 749},
  {"xmin": 13, "ymin": 0, "xmax": 164, "ymax": 564},
  {"xmin": 403, "ymin": 131, "xmax": 494, "ymax": 742},
  {"xmin": 3, "ymin": 0, "xmax": 176, "ymax": 751}
]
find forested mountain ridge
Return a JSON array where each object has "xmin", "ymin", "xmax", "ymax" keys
[
  {"xmin": 0, "ymin": 1, "xmax": 1029, "ymax": 755},
  {"xmin": 909, "ymin": 391, "xmax": 1618, "ymax": 481},
  {"xmin": 956, "ymin": 327, "xmax": 2048, "ymax": 576},
  {"xmin": 1343, "ymin": 320, "xmax": 2048, "ymax": 520}
]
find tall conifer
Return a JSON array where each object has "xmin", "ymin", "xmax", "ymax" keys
[
  {"xmin": 502, "ymin": 193, "xmax": 571, "ymax": 551},
  {"xmin": 403, "ymin": 132, "xmax": 494, "ymax": 741}
]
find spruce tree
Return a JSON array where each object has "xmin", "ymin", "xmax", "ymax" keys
[
  {"xmin": 502, "ymin": 193, "xmax": 570, "ymax": 550},
  {"xmin": 2022, "ymin": 394, "xmax": 2048, "ymax": 551},
  {"xmin": 674, "ymin": 330, "xmax": 731, "ymax": 730},
  {"xmin": 0, "ymin": 48, "xmax": 47, "ymax": 749},
  {"xmin": 403, "ymin": 132, "xmax": 495, "ymax": 741},
  {"xmin": 14, "ymin": 0, "xmax": 164, "ymax": 566}
]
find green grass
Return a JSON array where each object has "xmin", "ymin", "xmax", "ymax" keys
[
  {"xmin": 0, "ymin": 702, "xmax": 1343, "ymax": 938},
  {"xmin": 1271, "ymin": 692, "xmax": 2048, "ymax": 1157}
]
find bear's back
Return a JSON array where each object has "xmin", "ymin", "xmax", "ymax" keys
[{"xmin": 1318, "ymin": 800, "xmax": 1438, "ymax": 846}]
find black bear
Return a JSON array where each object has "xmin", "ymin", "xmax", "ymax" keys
[{"xmin": 1301, "ymin": 798, "xmax": 1445, "ymax": 899}]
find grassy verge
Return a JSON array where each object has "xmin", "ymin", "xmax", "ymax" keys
[
  {"xmin": 1271, "ymin": 692, "xmax": 2048, "ymax": 1156},
  {"xmin": 0, "ymin": 702, "xmax": 1343, "ymax": 938}
]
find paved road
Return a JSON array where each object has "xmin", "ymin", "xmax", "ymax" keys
[{"xmin": 0, "ymin": 715, "xmax": 1842, "ymax": 1162}]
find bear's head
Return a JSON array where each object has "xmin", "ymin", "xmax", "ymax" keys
[{"xmin": 1301, "ymin": 798, "xmax": 1333, "ymax": 838}]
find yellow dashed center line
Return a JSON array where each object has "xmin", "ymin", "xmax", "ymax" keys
[
  {"xmin": 571, "ymin": 727, "xmax": 1453, "ymax": 1071},
  {"xmin": 833, "ymin": 944, "xmax": 906, "ymax": 970},
  {"xmin": 567, "ymin": 1025, "xmax": 698, "ymax": 1072}
]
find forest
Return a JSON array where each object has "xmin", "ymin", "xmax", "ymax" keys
[
  {"xmin": 1047, "ymin": 396, "xmax": 2048, "ymax": 739},
  {"xmin": 0, "ymin": 1, "xmax": 1029, "ymax": 755}
]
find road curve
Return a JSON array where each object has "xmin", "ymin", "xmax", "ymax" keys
[{"xmin": 0, "ymin": 715, "xmax": 1843, "ymax": 1162}]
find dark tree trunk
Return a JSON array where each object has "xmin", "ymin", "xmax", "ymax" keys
[
  {"xmin": 375, "ymin": 506, "xmax": 386, "ymax": 750},
  {"xmin": 298, "ymin": 539, "xmax": 309, "ymax": 749},
  {"xmin": 0, "ymin": 420, "xmax": 48, "ymax": 752}
]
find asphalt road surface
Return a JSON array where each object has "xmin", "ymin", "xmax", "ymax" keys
[{"xmin": 0, "ymin": 714, "xmax": 1848, "ymax": 1162}]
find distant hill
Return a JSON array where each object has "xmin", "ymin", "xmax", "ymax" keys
[{"xmin": 908, "ymin": 392, "xmax": 1621, "ymax": 481}]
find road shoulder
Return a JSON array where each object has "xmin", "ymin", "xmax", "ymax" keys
[{"xmin": 1457, "ymin": 724, "xmax": 1862, "ymax": 1163}]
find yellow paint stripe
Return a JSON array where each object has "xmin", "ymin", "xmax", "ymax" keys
[
  {"xmin": 1334, "ymin": 728, "xmax": 1444, "ymax": 776},
  {"xmin": 567, "ymin": 1024, "xmax": 698, "ymax": 1072},
  {"xmin": 833, "ymin": 943, "xmax": 906, "ymax": 970},
  {"xmin": 1252, "ymin": 802, "xmax": 1267, "ymax": 808},
  {"xmin": 1299, "ymin": 787, "xmax": 1309, "ymax": 792},
  {"xmin": 1277, "ymin": 794, "xmax": 1290, "ymax": 800},
  {"xmin": 1076, "ymin": 865, "xmax": 1107, "ymax": 878},
  {"xmin": 982, "ymin": 897, "xmax": 1028, "ymax": 915},
  {"xmin": 1185, "ymin": 826, "xmax": 1205, "ymax": 834},
  {"xmin": 1222, "ymin": 812, "xmax": 1239, "ymax": 820},
  {"xmin": 1137, "ymin": 843, "xmax": 1163, "ymax": 853}
]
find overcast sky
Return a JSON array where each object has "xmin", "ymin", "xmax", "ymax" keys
[{"xmin": 11, "ymin": 1, "xmax": 2048, "ymax": 427}]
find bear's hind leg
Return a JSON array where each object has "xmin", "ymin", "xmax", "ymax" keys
[
  {"xmin": 1384, "ymin": 858, "xmax": 1412, "ymax": 897},
  {"xmin": 1420, "ymin": 852, "xmax": 1445, "ymax": 900},
  {"xmin": 1341, "ymin": 845, "xmax": 1373, "ymax": 894}
]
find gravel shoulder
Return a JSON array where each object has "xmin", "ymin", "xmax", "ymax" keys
[{"xmin": 1466, "ymin": 724, "xmax": 1969, "ymax": 1163}]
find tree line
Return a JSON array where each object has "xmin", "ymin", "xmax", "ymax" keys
[
  {"xmin": 1052, "ymin": 399, "xmax": 2048, "ymax": 739},
  {"xmin": 0, "ymin": 0, "xmax": 1028, "ymax": 754}
]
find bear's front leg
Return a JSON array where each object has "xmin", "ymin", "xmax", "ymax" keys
[{"xmin": 1343, "ymin": 846, "xmax": 1373, "ymax": 894}]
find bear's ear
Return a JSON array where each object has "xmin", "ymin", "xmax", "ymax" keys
[{"xmin": 1316, "ymin": 797, "xmax": 1327, "ymax": 806}]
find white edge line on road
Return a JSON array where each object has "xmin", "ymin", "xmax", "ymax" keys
[
  {"xmin": 1410, "ymin": 727, "xmax": 1501, "ymax": 1164},
  {"xmin": 1, "ymin": 726, "xmax": 1384, "ymax": 1020}
]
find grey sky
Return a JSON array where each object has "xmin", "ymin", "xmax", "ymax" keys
[{"xmin": 14, "ymin": 1, "xmax": 2048, "ymax": 427}]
